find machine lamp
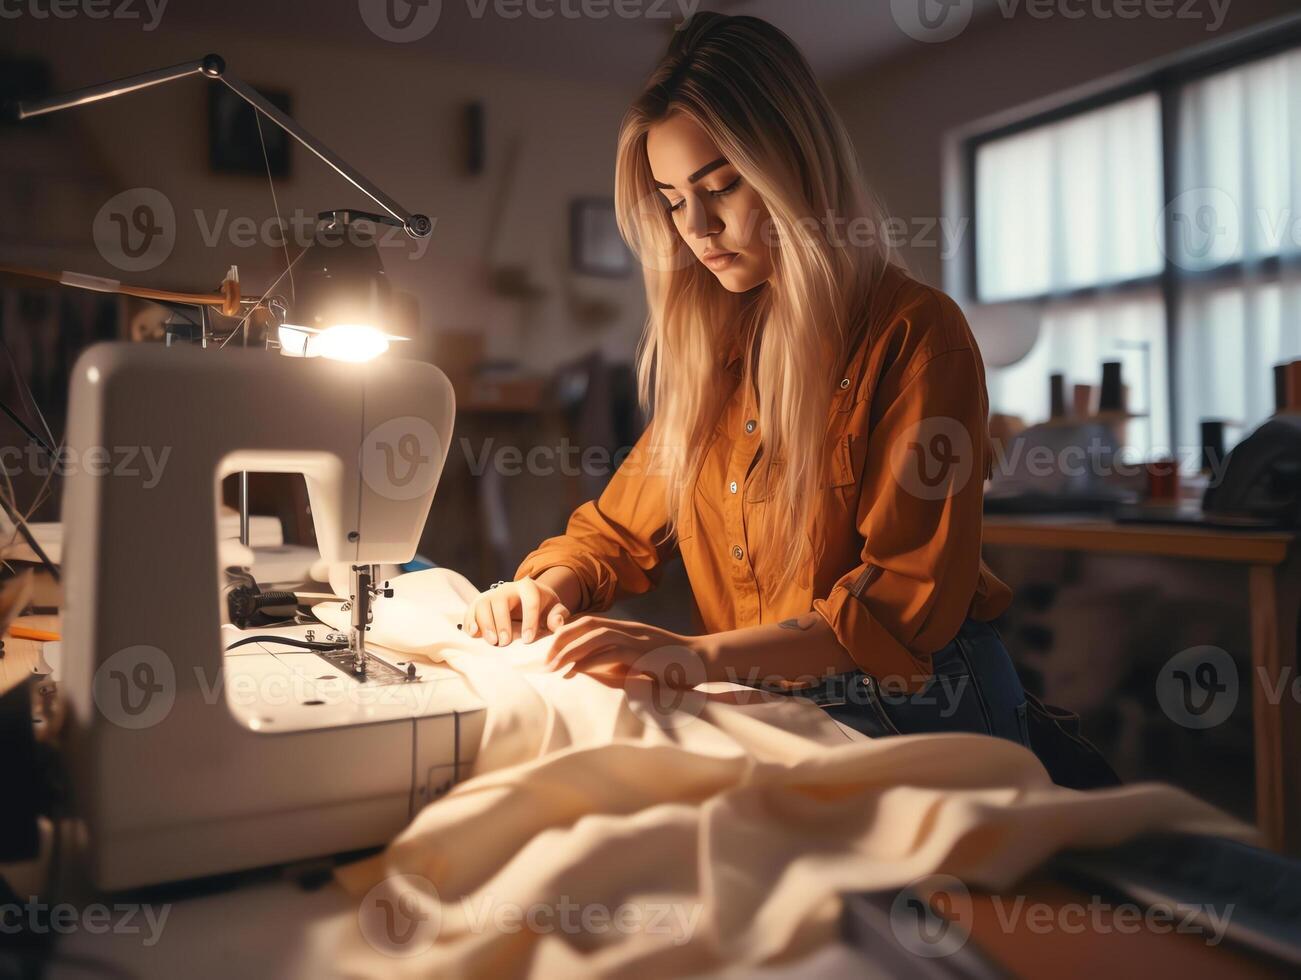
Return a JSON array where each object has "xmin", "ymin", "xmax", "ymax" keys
[{"xmin": 278, "ymin": 210, "xmax": 410, "ymax": 363}]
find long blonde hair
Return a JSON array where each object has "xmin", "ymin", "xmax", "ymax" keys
[{"xmin": 614, "ymin": 12, "xmax": 893, "ymax": 588}]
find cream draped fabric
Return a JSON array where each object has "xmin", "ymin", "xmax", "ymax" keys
[{"xmin": 314, "ymin": 568, "xmax": 1250, "ymax": 978}]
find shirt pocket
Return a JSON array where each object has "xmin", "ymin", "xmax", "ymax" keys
[{"xmin": 744, "ymin": 433, "xmax": 856, "ymax": 503}]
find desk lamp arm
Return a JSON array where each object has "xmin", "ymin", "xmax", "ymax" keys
[{"xmin": 9, "ymin": 54, "xmax": 432, "ymax": 240}]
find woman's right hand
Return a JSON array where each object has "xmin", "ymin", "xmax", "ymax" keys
[{"xmin": 461, "ymin": 576, "xmax": 571, "ymax": 646}]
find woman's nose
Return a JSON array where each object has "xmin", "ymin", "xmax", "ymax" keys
[{"xmin": 685, "ymin": 197, "xmax": 720, "ymax": 240}]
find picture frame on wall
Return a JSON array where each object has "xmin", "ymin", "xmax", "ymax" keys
[
  {"xmin": 570, "ymin": 197, "xmax": 632, "ymax": 277},
  {"xmin": 209, "ymin": 84, "xmax": 293, "ymax": 177}
]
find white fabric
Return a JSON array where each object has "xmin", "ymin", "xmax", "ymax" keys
[
  {"xmin": 315, "ymin": 566, "xmax": 480, "ymax": 662},
  {"xmin": 318, "ymin": 568, "xmax": 1252, "ymax": 978}
]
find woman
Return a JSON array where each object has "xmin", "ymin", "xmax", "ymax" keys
[{"xmin": 461, "ymin": 12, "xmax": 1029, "ymax": 745}]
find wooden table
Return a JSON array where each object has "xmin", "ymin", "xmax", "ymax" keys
[
  {"xmin": 983, "ymin": 515, "xmax": 1301, "ymax": 856},
  {"xmin": 1, "ymin": 614, "xmax": 57, "ymax": 695}
]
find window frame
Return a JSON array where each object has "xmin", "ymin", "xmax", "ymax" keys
[{"xmin": 945, "ymin": 13, "xmax": 1301, "ymax": 448}]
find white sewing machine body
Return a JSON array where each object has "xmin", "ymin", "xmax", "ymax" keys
[{"xmin": 60, "ymin": 343, "xmax": 484, "ymax": 891}]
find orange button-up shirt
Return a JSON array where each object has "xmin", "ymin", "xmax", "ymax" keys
[{"xmin": 515, "ymin": 263, "xmax": 1012, "ymax": 680}]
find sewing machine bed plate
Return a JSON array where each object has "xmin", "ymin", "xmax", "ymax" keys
[{"xmin": 219, "ymin": 623, "xmax": 484, "ymax": 735}]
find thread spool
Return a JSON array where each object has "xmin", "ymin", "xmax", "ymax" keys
[
  {"xmin": 1287, "ymin": 360, "xmax": 1301, "ymax": 413},
  {"xmin": 1049, "ymin": 373, "xmax": 1067, "ymax": 419},
  {"xmin": 1098, "ymin": 361, "xmax": 1123, "ymax": 413},
  {"xmin": 1072, "ymin": 384, "xmax": 1094, "ymax": 418},
  {"xmin": 1200, "ymin": 420, "xmax": 1226, "ymax": 475},
  {"xmin": 1145, "ymin": 456, "xmax": 1179, "ymax": 502}
]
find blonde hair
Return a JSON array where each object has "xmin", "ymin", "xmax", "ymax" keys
[{"xmin": 614, "ymin": 12, "xmax": 893, "ymax": 589}]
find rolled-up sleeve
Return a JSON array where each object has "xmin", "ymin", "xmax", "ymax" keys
[
  {"xmin": 812, "ymin": 345, "xmax": 991, "ymax": 686},
  {"xmin": 514, "ymin": 423, "xmax": 675, "ymax": 613}
]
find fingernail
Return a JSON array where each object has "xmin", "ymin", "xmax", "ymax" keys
[
  {"xmin": 523, "ymin": 629, "xmax": 534, "ymax": 643},
  {"xmin": 499, "ymin": 631, "xmax": 509, "ymax": 645}
]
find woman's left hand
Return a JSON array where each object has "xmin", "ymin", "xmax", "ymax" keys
[{"xmin": 544, "ymin": 615, "xmax": 709, "ymax": 688}]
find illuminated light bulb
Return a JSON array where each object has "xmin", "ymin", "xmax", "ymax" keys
[
  {"xmin": 277, "ymin": 324, "xmax": 313, "ymax": 357},
  {"xmin": 313, "ymin": 323, "xmax": 391, "ymax": 363}
]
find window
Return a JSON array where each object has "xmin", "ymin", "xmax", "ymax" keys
[
  {"xmin": 1171, "ymin": 46, "xmax": 1301, "ymax": 453},
  {"xmin": 976, "ymin": 94, "xmax": 1163, "ymax": 302},
  {"xmin": 967, "ymin": 37, "xmax": 1301, "ymax": 464},
  {"xmin": 975, "ymin": 94, "xmax": 1167, "ymax": 455}
]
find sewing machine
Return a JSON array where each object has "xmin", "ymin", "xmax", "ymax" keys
[{"xmin": 59, "ymin": 342, "xmax": 485, "ymax": 891}]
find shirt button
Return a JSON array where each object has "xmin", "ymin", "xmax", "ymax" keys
[
  {"xmin": 731, "ymin": 545, "xmax": 744, "ymax": 560},
  {"xmin": 728, "ymin": 480, "xmax": 738, "ymax": 494},
  {"xmin": 839, "ymin": 378, "xmax": 851, "ymax": 390},
  {"xmin": 744, "ymin": 419, "xmax": 757, "ymax": 434}
]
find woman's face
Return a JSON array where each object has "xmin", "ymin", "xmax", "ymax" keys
[{"xmin": 646, "ymin": 113, "xmax": 774, "ymax": 292}]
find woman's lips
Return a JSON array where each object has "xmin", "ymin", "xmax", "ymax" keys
[{"xmin": 702, "ymin": 251, "xmax": 738, "ymax": 271}]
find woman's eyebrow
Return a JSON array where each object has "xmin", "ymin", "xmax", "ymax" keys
[{"xmin": 653, "ymin": 157, "xmax": 729, "ymax": 189}]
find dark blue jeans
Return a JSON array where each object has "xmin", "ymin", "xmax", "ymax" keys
[{"xmin": 774, "ymin": 619, "xmax": 1031, "ymax": 746}]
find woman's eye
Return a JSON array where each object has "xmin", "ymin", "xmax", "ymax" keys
[
  {"xmin": 664, "ymin": 176, "xmax": 740, "ymax": 213},
  {"xmin": 710, "ymin": 177, "xmax": 742, "ymax": 197}
]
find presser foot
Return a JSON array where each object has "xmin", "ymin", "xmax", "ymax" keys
[{"xmin": 314, "ymin": 647, "xmax": 417, "ymax": 685}]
